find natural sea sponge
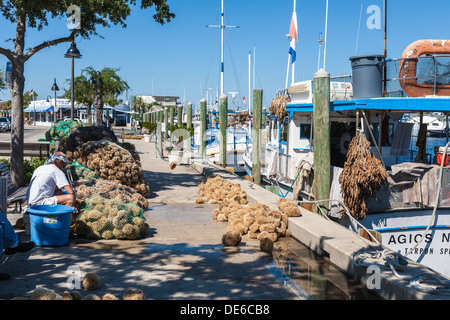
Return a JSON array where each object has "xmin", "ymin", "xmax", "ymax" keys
[
  {"xmin": 30, "ymin": 287, "xmax": 63, "ymax": 300},
  {"xmin": 198, "ymin": 175, "xmax": 294, "ymax": 251},
  {"xmin": 83, "ymin": 273, "xmax": 101, "ymax": 291},
  {"xmin": 82, "ymin": 294, "xmax": 101, "ymax": 300},
  {"xmin": 69, "ymin": 291, "xmax": 83, "ymax": 300},
  {"xmin": 102, "ymin": 293, "xmax": 120, "ymax": 300},
  {"xmin": 222, "ymin": 231, "xmax": 242, "ymax": 246},
  {"xmin": 259, "ymin": 236, "xmax": 274, "ymax": 253},
  {"xmin": 123, "ymin": 288, "xmax": 146, "ymax": 300}
]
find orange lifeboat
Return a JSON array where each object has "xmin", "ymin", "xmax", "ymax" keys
[{"xmin": 399, "ymin": 40, "xmax": 450, "ymax": 97}]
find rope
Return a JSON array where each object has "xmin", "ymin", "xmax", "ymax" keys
[
  {"xmin": 403, "ymin": 141, "xmax": 450, "ymax": 258},
  {"xmin": 297, "ymin": 198, "xmax": 450, "ymax": 295},
  {"xmin": 410, "ymin": 273, "xmax": 450, "ymax": 295}
]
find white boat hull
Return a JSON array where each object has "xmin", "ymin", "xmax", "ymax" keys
[{"xmin": 341, "ymin": 209, "xmax": 450, "ymax": 278}]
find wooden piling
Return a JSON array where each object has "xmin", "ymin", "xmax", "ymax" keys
[
  {"xmin": 186, "ymin": 102, "xmax": 192, "ymax": 129},
  {"xmin": 178, "ymin": 106, "xmax": 183, "ymax": 126},
  {"xmin": 219, "ymin": 94, "xmax": 228, "ymax": 167},
  {"xmin": 252, "ymin": 89, "xmax": 263, "ymax": 185},
  {"xmin": 164, "ymin": 107, "xmax": 169, "ymax": 140},
  {"xmin": 313, "ymin": 69, "xmax": 331, "ymax": 213},
  {"xmin": 200, "ymin": 98, "xmax": 207, "ymax": 159}
]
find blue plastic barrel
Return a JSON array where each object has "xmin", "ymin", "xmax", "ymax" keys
[{"xmin": 27, "ymin": 205, "xmax": 74, "ymax": 247}]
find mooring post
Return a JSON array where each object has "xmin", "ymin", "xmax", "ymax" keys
[
  {"xmin": 252, "ymin": 89, "xmax": 263, "ymax": 185},
  {"xmin": 186, "ymin": 102, "xmax": 193, "ymax": 156},
  {"xmin": 178, "ymin": 106, "xmax": 183, "ymax": 126},
  {"xmin": 186, "ymin": 102, "xmax": 192, "ymax": 129},
  {"xmin": 170, "ymin": 107, "xmax": 175, "ymax": 127},
  {"xmin": 164, "ymin": 107, "xmax": 169, "ymax": 140},
  {"xmin": 219, "ymin": 94, "xmax": 228, "ymax": 167},
  {"xmin": 313, "ymin": 69, "xmax": 331, "ymax": 213},
  {"xmin": 200, "ymin": 98, "xmax": 207, "ymax": 160}
]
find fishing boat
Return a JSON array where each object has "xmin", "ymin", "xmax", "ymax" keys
[
  {"xmin": 244, "ymin": 0, "xmax": 450, "ymax": 278},
  {"xmin": 404, "ymin": 113, "xmax": 449, "ymax": 137},
  {"xmin": 188, "ymin": 0, "xmax": 252, "ymax": 173}
]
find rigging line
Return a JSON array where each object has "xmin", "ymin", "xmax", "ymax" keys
[
  {"xmin": 203, "ymin": 27, "xmax": 221, "ymax": 99},
  {"xmin": 224, "ymin": 31, "xmax": 245, "ymax": 100},
  {"xmin": 355, "ymin": 2, "xmax": 363, "ymax": 56}
]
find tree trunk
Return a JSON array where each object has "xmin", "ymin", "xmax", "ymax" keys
[
  {"xmin": 9, "ymin": 6, "xmax": 26, "ymax": 187},
  {"xmin": 10, "ymin": 57, "xmax": 25, "ymax": 186}
]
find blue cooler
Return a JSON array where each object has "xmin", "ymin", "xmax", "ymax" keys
[{"xmin": 27, "ymin": 205, "xmax": 74, "ymax": 247}]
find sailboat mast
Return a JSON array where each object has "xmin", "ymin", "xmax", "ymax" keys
[
  {"xmin": 383, "ymin": 0, "xmax": 388, "ymax": 96},
  {"xmin": 220, "ymin": 0, "xmax": 224, "ymax": 96},
  {"xmin": 323, "ymin": 0, "xmax": 329, "ymax": 70},
  {"xmin": 207, "ymin": 0, "xmax": 238, "ymax": 98},
  {"xmin": 248, "ymin": 50, "xmax": 252, "ymax": 115}
]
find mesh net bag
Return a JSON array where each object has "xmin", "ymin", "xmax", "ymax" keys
[
  {"xmin": 45, "ymin": 120, "xmax": 82, "ymax": 142},
  {"xmin": 74, "ymin": 179, "xmax": 149, "ymax": 210},
  {"xmin": 74, "ymin": 194, "xmax": 149, "ymax": 240},
  {"xmin": 69, "ymin": 140, "xmax": 150, "ymax": 197},
  {"xmin": 63, "ymin": 125, "xmax": 118, "ymax": 154},
  {"xmin": 65, "ymin": 160, "xmax": 100, "ymax": 181}
]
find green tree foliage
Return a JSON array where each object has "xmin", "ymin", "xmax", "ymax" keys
[
  {"xmin": 62, "ymin": 66, "xmax": 129, "ymax": 122},
  {"xmin": 0, "ymin": 0, "xmax": 174, "ymax": 186}
]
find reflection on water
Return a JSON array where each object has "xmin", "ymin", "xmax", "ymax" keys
[{"xmin": 269, "ymin": 237, "xmax": 381, "ymax": 300}]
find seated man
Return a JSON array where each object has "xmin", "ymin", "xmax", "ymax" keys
[
  {"xmin": 26, "ymin": 152, "xmax": 76, "ymax": 208},
  {"xmin": 0, "ymin": 208, "xmax": 35, "ymax": 280}
]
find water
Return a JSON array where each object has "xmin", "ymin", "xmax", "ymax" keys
[
  {"xmin": 270, "ymin": 238, "xmax": 381, "ymax": 300},
  {"xmin": 398, "ymin": 136, "xmax": 449, "ymax": 164}
]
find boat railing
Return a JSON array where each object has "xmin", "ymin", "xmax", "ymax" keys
[{"xmin": 383, "ymin": 55, "xmax": 450, "ymax": 97}]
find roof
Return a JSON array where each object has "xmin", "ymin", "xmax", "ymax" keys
[
  {"xmin": 23, "ymin": 105, "xmax": 54, "ymax": 113},
  {"xmin": 286, "ymin": 97, "xmax": 450, "ymax": 114}
]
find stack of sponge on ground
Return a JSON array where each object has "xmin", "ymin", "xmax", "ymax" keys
[{"xmin": 196, "ymin": 175, "xmax": 301, "ymax": 250}]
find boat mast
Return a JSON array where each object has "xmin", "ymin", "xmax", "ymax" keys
[
  {"xmin": 248, "ymin": 50, "xmax": 252, "ymax": 115},
  {"xmin": 323, "ymin": 0, "xmax": 329, "ymax": 70},
  {"xmin": 207, "ymin": 0, "xmax": 238, "ymax": 96},
  {"xmin": 383, "ymin": 0, "xmax": 388, "ymax": 96}
]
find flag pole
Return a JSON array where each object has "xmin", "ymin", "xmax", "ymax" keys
[
  {"xmin": 291, "ymin": 0, "xmax": 297, "ymax": 85},
  {"xmin": 323, "ymin": 0, "xmax": 329, "ymax": 70}
]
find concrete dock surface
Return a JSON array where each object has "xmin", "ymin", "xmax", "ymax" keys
[
  {"xmin": 0, "ymin": 125, "xmax": 448, "ymax": 302},
  {"xmin": 0, "ymin": 126, "xmax": 301, "ymax": 301}
]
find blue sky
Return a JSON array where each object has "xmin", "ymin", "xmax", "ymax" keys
[{"xmin": 1, "ymin": 0, "xmax": 450, "ymax": 111}]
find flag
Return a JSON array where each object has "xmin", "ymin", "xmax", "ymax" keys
[
  {"xmin": 28, "ymin": 90, "xmax": 34, "ymax": 96},
  {"xmin": 288, "ymin": 11, "xmax": 298, "ymax": 64},
  {"xmin": 289, "ymin": 12, "xmax": 298, "ymax": 41},
  {"xmin": 289, "ymin": 46, "xmax": 296, "ymax": 64}
]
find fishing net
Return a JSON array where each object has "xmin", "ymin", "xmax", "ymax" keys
[
  {"xmin": 74, "ymin": 179, "xmax": 149, "ymax": 211},
  {"xmin": 63, "ymin": 125, "xmax": 118, "ymax": 154},
  {"xmin": 74, "ymin": 194, "xmax": 149, "ymax": 240},
  {"xmin": 65, "ymin": 160, "xmax": 99, "ymax": 181},
  {"xmin": 69, "ymin": 139, "xmax": 149, "ymax": 197},
  {"xmin": 338, "ymin": 131, "xmax": 387, "ymax": 220},
  {"xmin": 45, "ymin": 120, "xmax": 82, "ymax": 142}
]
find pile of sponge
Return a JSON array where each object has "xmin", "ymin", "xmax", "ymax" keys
[{"xmin": 196, "ymin": 175, "xmax": 302, "ymax": 249}]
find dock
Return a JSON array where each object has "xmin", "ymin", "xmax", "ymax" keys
[{"xmin": 0, "ymin": 126, "xmax": 448, "ymax": 301}]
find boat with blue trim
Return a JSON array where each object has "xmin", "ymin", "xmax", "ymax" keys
[{"xmin": 243, "ymin": 43, "xmax": 450, "ymax": 278}]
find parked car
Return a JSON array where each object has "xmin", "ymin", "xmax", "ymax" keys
[
  {"xmin": 63, "ymin": 116, "xmax": 82, "ymax": 123},
  {"xmin": 0, "ymin": 117, "xmax": 11, "ymax": 131}
]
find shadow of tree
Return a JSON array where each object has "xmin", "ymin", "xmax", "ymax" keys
[{"xmin": 0, "ymin": 239, "xmax": 299, "ymax": 300}]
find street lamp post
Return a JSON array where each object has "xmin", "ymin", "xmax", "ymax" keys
[
  {"xmin": 64, "ymin": 41, "xmax": 82, "ymax": 121},
  {"xmin": 89, "ymin": 71, "xmax": 104, "ymax": 125},
  {"xmin": 51, "ymin": 78, "xmax": 59, "ymax": 123}
]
